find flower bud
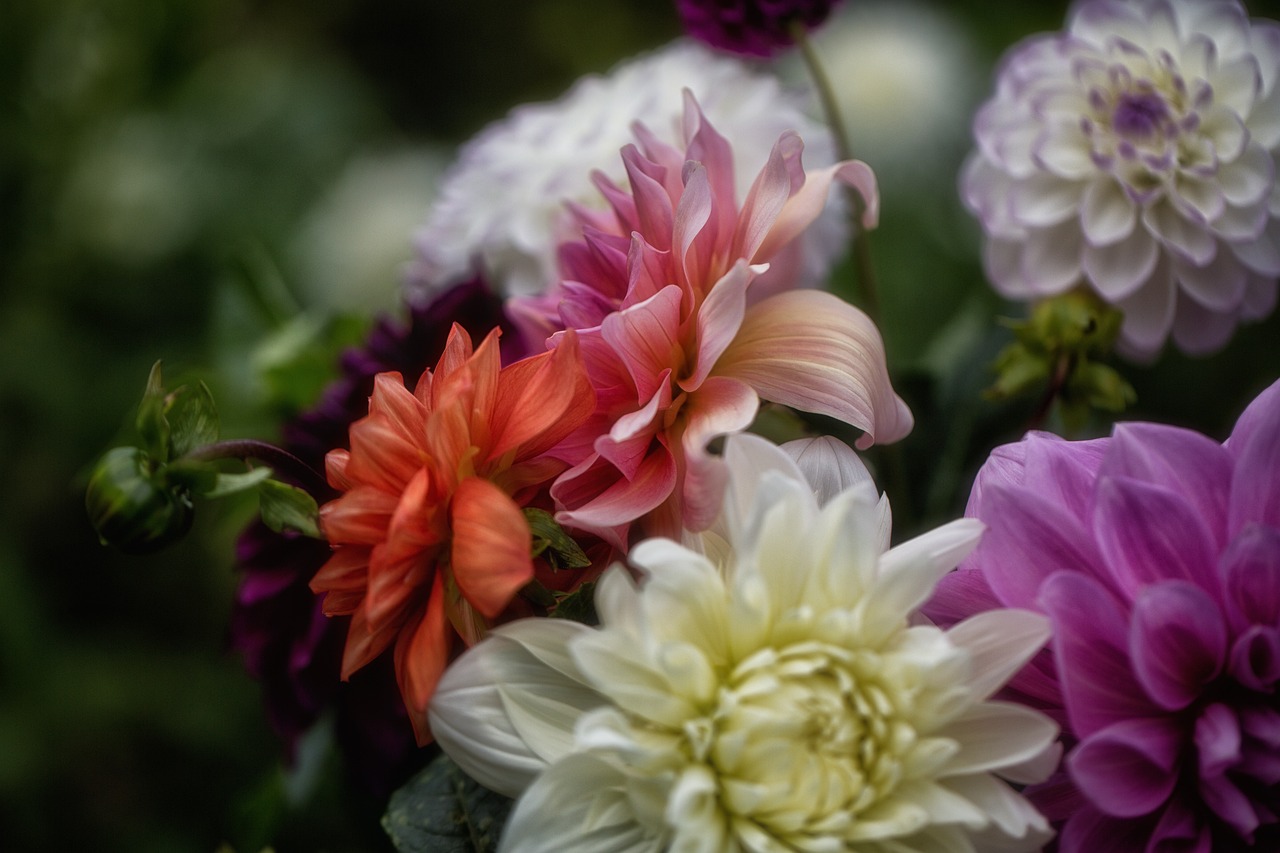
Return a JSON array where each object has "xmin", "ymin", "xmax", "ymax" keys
[{"xmin": 85, "ymin": 446, "xmax": 193, "ymax": 553}]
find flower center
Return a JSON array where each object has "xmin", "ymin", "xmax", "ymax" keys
[
  {"xmin": 1112, "ymin": 91, "xmax": 1169, "ymax": 139},
  {"xmin": 702, "ymin": 642, "xmax": 916, "ymax": 842}
]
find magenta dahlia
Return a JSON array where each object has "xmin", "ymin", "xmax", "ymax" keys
[
  {"xmin": 675, "ymin": 0, "xmax": 842, "ymax": 57},
  {"xmin": 926, "ymin": 378, "xmax": 1280, "ymax": 850}
]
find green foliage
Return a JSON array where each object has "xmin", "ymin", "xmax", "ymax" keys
[
  {"xmin": 257, "ymin": 478, "xmax": 322, "ymax": 539},
  {"xmin": 551, "ymin": 580, "xmax": 599, "ymax": 625},
  {"xmin": 383, "ymin": 754, "xmax": 513, "ymax": 853}
]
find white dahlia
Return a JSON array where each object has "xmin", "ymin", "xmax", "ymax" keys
[
  {"xmin": 962, "ymin": 0, "xmax": 1280, "ymax": 358},
  {"xmin": 428, "ymin": 436, "xmax": 1058, "ymax": 853},
  {"xmin": 407, "ymin": 40, "xmax": 844, "ymax": 300}
]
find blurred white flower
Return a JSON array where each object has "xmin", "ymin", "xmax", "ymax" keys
[
  {"xmin": 429, "ymin": 436, "xmax": 1057, "ymax": 853},
  {"xmin": 963, "ymin": 0, "xmax": 1280, "ymax": 358},
  {"xmin": 407, "ymin": 40, "xmax": 845, "ymax": 299},
  {"xmin": 791, "ymin": 0, "xmax": 979, "ymax": 188}
]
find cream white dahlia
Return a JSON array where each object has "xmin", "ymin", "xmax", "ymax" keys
[
  {"xmin": 962, "ymin": 0, "xmax": 1280, "ymax": 358},
  {"xmin": 407, "ymin": 40, "xmax": 844, "ymax": 299},
  {"xmin": 428, "ymin": 436, "xmax": 1058, "ymax": 853}
]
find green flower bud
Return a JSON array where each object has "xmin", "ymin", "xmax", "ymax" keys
[{"xmin": 85, "ymin": 446, "xmax": 193, "ymax": 553}]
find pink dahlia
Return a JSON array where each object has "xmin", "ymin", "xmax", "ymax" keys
[
  {"xmin": 962, "ymin": 0, "xmax": 1280, "ymax": 358},
  {"xmin": 925, "ymin": 378, "xmax": 1280, "ymax": 850},
  {"xmin": 516, "ymin": 94, "xmax": 912, "ymax": 548}
]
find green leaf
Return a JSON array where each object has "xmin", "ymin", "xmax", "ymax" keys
[
  {"xmin": 524, "ymin": 508, "xmax": 591, "ymax": 570},
  {"xmin": 551, "ymin": 580, "xmax": 598, "ymax": 625},
  {"xmin": 383, "ymin": 754, "xmax": 513, "ymax": 853},
  {"xmin": 204, "ymin": 467, "xmax": 275, "ymax": 499},
  {"xmin": 167, "ymin": 380, "xmax": 219, "ymax": 457},
  {"xmin": 257, "ymin": 478, "xmax": 322, "ymax": 538},
  {"xmin": 135, "ymin": 361, "xmax": 171, "ymax": 461}
]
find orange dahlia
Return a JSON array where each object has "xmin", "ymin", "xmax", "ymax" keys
[{"xmin": 311, "ymin": 323, "xmax": 594, "ymax": 741}]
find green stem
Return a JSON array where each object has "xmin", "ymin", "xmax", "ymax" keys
[
  {"xmin": 185, "ymin": 439, "xmax": 329, "ymax": 499},
  {"xmin": 791, "ymin": 21, "xmax": 882, "ymax": 326},
  {"xmin": 1027, "ymin": 352, "xmax": 1072, "ymax": 434}
]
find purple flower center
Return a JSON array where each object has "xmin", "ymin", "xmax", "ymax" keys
[{"xmin": 1112, "ymin": 91, "xmax": 1168, "ymax": 138}]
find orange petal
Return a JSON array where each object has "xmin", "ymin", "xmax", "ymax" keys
[
  {"xmin": 450, "ymin": 477, "xmax": 534, "ymax": 619},
  {"xmin": 487, "ymin": 329, "xmax": 595, "ymax": 463},
  {"xmin": 393, "ymin": 572, "xmax": 451, "ymax": 745},
  {"xmin": 319, "ymin": 486, "xmax": 399, "ymax": 546},
  {"xmin": 310, "ymin": 547, "xmax": 369, "ymax": 614}
]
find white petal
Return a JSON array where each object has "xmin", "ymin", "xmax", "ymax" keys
[
  {"xmin": 781, "ymin": 436, "xmax": 875, "ymax": 506},
  {"xmin": 1241, "ymin": 272, "xmax": 1279, "ymax": 319},
  {"xmin": 1031, "ymin": 124, "xmax": 1095, "ymax": 180},
  {"xmin": 1008, "ymin": 172, "xmax": 1083, "ymax": 227},
  {"xmin": 720, "ymin": 433, "xmax": 815, "ymax": 548},
  {"xmin": 1115, "ymin": 259, "xmax": 1177, "ymax": 356},
  {"xmin": 1080, "ymin": 177, "xmax": 1137, "ymax": 246},
  {"xmin": 1019, "ymin": 221, "xmax": 1084, "ymax": 295},
  {"xmin": 944, "ymin": 609, "xmax": 1051, "ymax": 703},
  {"xmin": 1171, "ymin": 294, "xmax": 1239, "ymax": 354},
  {"xmin": 1217, "ymin": 142, "xmax": 1274, "ymax": 208},
  {"xmin": 1231, "ymin": 218, "xmax": 1280, "ymax": 275},
  {"xmin": 1247, "ymin": 84, "xmax": 1280, "ymax": 148},
  {"xmin": 941, "ymin": 701, "xmax": 1059, "ymax": 776},
  {"xmin": 501, "ymin": 753, "xmax": 662, "ymax": 853},
  {"xmin": 1174, "ymin": 248, "xmax": 1247, "ymax": 311},
  {"xmin": 941, "ymin": 775, "xmax": 1052, "ymax": 842},
  {"xmin": 428, "ymin": 619, "xmax": 601, "ymax": 797},
  {"xmin": 1143, "ymin": 199, "xmax": 1218, "ymax": 265},
  {"xmin": 1083, "ymin": 226, "xmax": 1159, "ymax": 299},
  {"xmin": 1210, "ymin": 55, "xmax": 1261, "ymax": 116}
]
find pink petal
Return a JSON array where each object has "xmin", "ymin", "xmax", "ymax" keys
[
  {"xmin": 552, "ymin": 447, "xmax": 678, "ymax": 548},
  {"xmin": 679, "ymin": 376, "xmax": 759, "ymax": 532},
  {"xmin": 1221, "ymin": 524, "xmax": 1280, "ymax": 627},
  {"xmin": 753, "ymin": 159, "xmax": 880, "ymax": 264},
  {"xmin": 716, "ymin": 289, "xmax": 912, "ymax": 449},
  {"xmin": 600, "ymin": 285, "xmax": 686, "ymax": 402},
  {"xmin": 683, "ymin": 259, "xmax": 754, "ymax": 391},
  {"xmin": 1228, "ymin": 381, "xmax": 1280, "ymax": 535}
]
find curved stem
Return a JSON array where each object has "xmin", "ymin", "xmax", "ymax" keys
[
  {"xmin": 185, "ymin": 439, "xmax": 330, "ymax": 499},
  {"xmin": 1027, "ymin": 352, "xmax": 1073, "ymax": 433},
  {"xmin": 791, "ymin": 22, "xmax": 883, "ymax": 326}
]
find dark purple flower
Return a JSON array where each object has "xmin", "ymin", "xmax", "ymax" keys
[
  {"xmin": 926, "ymin": 379, "xmax": 1280, "ymax": 851},
  {"xmin": 229, "ymin": 273, "xmax": 517, "ymax": 794},
  {"xmin": 675, "ymin": 0, "xmax": 842, "ymax": 57}
]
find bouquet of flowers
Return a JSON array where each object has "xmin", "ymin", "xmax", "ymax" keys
[{"xmin": 83, "ymin": 1, "xmax": 1280, "ymax": 850}]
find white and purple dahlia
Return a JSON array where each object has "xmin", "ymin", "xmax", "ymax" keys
[{"xmin": 963, "ymin": 0, "xmax": 1280, "ymax": 358}]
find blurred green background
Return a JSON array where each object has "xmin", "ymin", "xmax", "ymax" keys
[{"xmin": 3, "ymin": 1, "xmax": 1279, "ymax": 850}]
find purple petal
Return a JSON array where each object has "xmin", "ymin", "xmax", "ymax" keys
[
  {"xmin": 1149, "ymin": 802, "xmax": 1212, "ymax": 853},
  {"xmin": 1060, "ymin": 804, "xmax": 1165, "ymax": 853},
  {"xmin": 1228, "ymin": 625, "xmax": 1280, "ymax": 691},
  {"xmin": 1195, "ymin": 704, "xmax": 1261, "ymax": 839},
  {"xmin": 964, "ymin": 438, "xmax": 1030, "ymax": 520},
  {"xmin": 922, "ymin": 568, "xmax": 1003, "ymax": 627},
  {"xmin": 1092, "ymin": 477, "xmax": 1219, "ymax": 602},
  {"xmin": 1220, "ymin": 524, "xmax": 1280, "ymax": 628},
  {"xmin": 1101, "ymin": 423, "xmax": 1233, "ymax": 549},
  {"xmin": 1068, "ymin": 717, "xmax": 1183, "ymax": 817},
  {"xmin": 1021, "ymin": 431, "xmax": 1111, "ymax": 524},
  {"xmin": 1039, "ymin": 572, "xmax": 1158, "ymax": 735},
  {"xmin": 1129, "ymin": 581, "xmax": 1226, "ymax": 711},
  {"xmin": 974, "ymin": 484, "xmax": 1106, "ymax": 609},
  {"xmin": 1227, "ymin": 383, "xmax": 1280, "ymax": 536}
]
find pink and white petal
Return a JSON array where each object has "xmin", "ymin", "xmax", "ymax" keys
[
  {"xmin": 600, "ymin": 285, "xmax": 686, "ymax": 402},
  {"xmin": 620, "ymin": 144, "xmax": 674, "ymax": 252},
  {"xmin": 683, "ymin": 259, "xmax": 756, "ymax": 391},
  {"xmin": 1080, "ymin": 177, "xmax": 1137, "ymax": 246},
  {"xmin": 552, "ymin": 447, "xmax": 679, "ymax": 548},
  {"xmin": 733, "ymin": 131, "xmax": 802, "ymax": 263},
  {"xmin": 450, "ymin": 477, "xmax": 534, "ymax": 619},
  {"xmin": 672, "ymin": 162, "xmax": 714, "ymax": 290},
  {"xmin": 753, "ymin": 160, "xmax": 880, "ymax": 265},
  {"xmin": 716, "ymin": 290, "xmax": 912, "ymax": 449},
  {"xmin": 679, "ymin": 376, "xmax": 759, "ymax": 532}
]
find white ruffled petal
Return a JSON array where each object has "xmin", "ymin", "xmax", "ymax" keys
[
  {"xmin": 1080, "ymin": 176, "xmax": 1137, "ymax": 246},
  {"xmin": 1083, "ymin": 226, "xmax": 1158, "ymax": 299}
]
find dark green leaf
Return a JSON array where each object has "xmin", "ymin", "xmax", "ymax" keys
[
  {"xmin": 257, "ymin": 478, "xmax": 322, "ymax": 538},
  {"xmin": 551, "ymin": 580, "xmax": 598, "ymax": 625},
  {"xmin": 167, "ymin": 380, "xmax": 219, "ymax": 457},
  {"xmin": 135, "ymin": 361, "xmax": 171, "ymax": 461},
  {"xmin": 524, "ymin": 508, "xmax": 591, "ymax": 570},
  {"xmin": 383, "ymin": 754, "xmax": 513, "ymax": 853}
]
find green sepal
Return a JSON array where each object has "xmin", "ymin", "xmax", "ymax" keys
[
  {"xmin": 523, "ymin": 507, "xmax": 591, "ymax": 570},
  {"xmin": 258, "ymin": 478, "xmax": 322, "ymax": 539},
  {"xmin": 85, "ymin": 446, "xmax": 194, "ymax": 554},
  {"xmin": 550, "ymin": 580, "xmax": 598, "ymax": 625},
  {"xmin": 204, "ymin": 466, "xmax": 276, "ymax": 499},
  {"xmin": 135, "ymin": 361, "xmax": 171, "ymax": 461},
  {"xmin": 382, "ymin": 753, "xmax": 512, "ymax": 853},
  {"xmin": 167, "ymin": 380, "xmax": 219, "ymax": 458}
]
